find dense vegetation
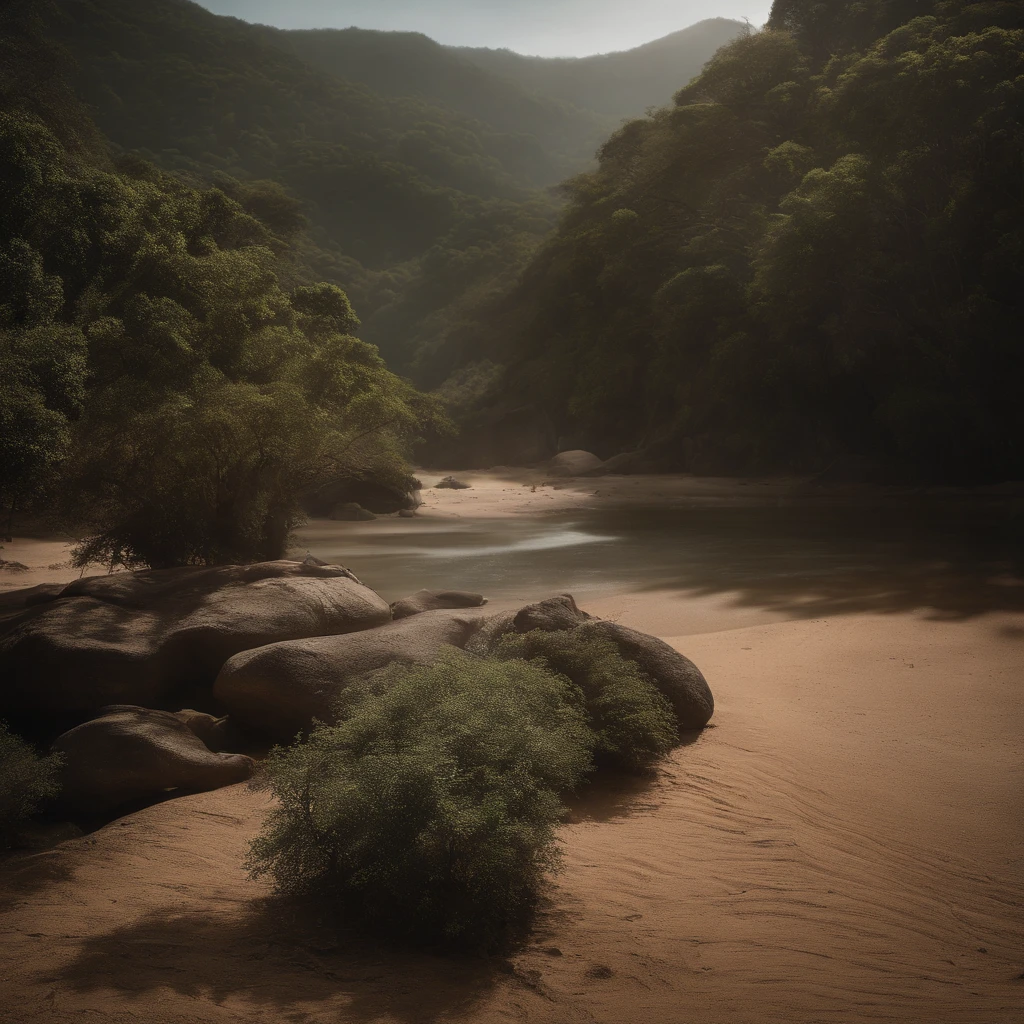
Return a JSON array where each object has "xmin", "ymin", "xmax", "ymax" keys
[
  {"xmin": 256, "ymin": 26, "xmax": 608, "ymax": 185},
  {"xmin": 248, "ymin": 641, "xmax": 677, "ymax": 948},
  {"xmin": 0, "ymin": 722, "xmax": 63, "ymax": 847},
  {"xmin": 0, "ymin": 2, "xmax": 441, "ymax": 566},
  {"xmin": 248, "ymin": 650, "xmax": 594, "ymax": 949},
  {"xmin": 466, "ymin": 0, "xmax": 1024, "ymax": 482}
]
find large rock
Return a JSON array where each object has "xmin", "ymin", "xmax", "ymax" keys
[
  {"xmin": 586, "ymin": 622, "xmax": 715, "ymax": 730},
  {"xmin": 329, "ymin": 502, "xmax": 376, "ymax": 521},
  {"xmin": 51, "ymin": 706, "xmax": 255, "ymax": 815},
  {"xmin": 214, "ymin": 610, "xmax": 485, "ymax": 741},
  {"xmin": 303, "ymin": 475, "xmax": 422, "ymax": 516},
  {"xmin": 466, "ymin": 595, "xmax": 714, "ymax": 730},
  {"xmin": 0, "ymin": 561, "xmax": 392, "ymax": 714},
  {"xmin": 547, "ymin": 450, "xmax": 605, "ymax": 477},
  {"xmin": 390, "ymin": 589, "xmax": 487, "ymax": 620}
]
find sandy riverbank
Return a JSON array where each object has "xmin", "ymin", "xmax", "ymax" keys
[{"xmin": 1, "ymin": 472, "xmax": 1022, "ymax": 1022}]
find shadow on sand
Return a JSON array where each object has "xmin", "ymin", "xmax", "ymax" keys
[{"xmin": 54, "ymin": 896, "xmax": 509, "ymax": 1022}]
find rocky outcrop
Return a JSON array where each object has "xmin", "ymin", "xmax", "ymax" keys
[
  {"xmin": 390, "ymin": 590, "xmax": 487, "ymax": 620},
  {"xmin": 51, "ymin": 706, "xmax": 254, "ymax": 815},
  {"xmin": 303, "ymin": 475, "xmax": 422, "ymax": 517},
  {"xmin": 547, "ymin": 450, "xmax": 605, "ymax": 477},
  {"xmin": 586, "ymin": 622, "xmax": 714, "ymax": 730},
  {"xmin": 466, "ymin": 594, "xmax": 714, "ymax": 730},
  {"xmin": 0, "ymin": 561, "xmax": 392, "ymax": 714},
  {"xmin": 214, "ymin": 610, "xmax": 485, "ymax": 741},
  {"xmin": 329, "ymin": 502, "xmax": 376, "ymax": 521}
]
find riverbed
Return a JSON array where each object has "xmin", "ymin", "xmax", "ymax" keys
[{"xmin": 3, "ymin": 470, "xmax": 1023, "ymax": 1024}]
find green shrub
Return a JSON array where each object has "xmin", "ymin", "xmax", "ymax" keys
[
  {"xmin": 0, "ymin": 722, "xmax": 63, "ymax": 846},
  {"xmin": 247, "ymin": 648, "xmax": 595, "ymax": 950},
  {"xmin": 495, "ymin": 625, "xmax": 679, "ymax": 772}
]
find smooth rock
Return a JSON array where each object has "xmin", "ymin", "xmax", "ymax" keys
[
  {"xmin": 329, "ymin": 502, "xmax": 377, "ymax": 521},
  {"xmin": 0, "ymin": 561, "xmax": 392, "ymax": 714},
  {"xmin": 51, "ymin": 706, "xmax": 255, "ymax": 815},
  {"xmin": 587, "ymin": 621, "xmax": 715, "ymax": 730},
  {"xmin": 465, "ymin": 594, "xmax": 714, "ymax": 730},
  {"xmin": 547, "ymin": 450, "xmax": 605, "ymax": 477},
  {"xmin": 303, "ymin": 475, "xmax": 422, "ymax": 516},
  {"xmin": 390, "ymin": 589, "xmax": 487, "ymax": 620},
  {"xmin": 214, "ymin": 610, "xmax": 484, "ymax": 741}
]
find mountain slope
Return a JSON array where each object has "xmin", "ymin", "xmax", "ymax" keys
[
  {"xmin": 254, "ymin": 26, "xmax": 606, "ymax": 185},
  {"xmin": 457, "ymin": 19, "xmax": 748, "ymax": 122},
  {"xmin": 467, "ymin": 1, "xmax": 1024, "ymax": 481},
  {"xmin": 41, "ymin": 0, "xmax": 544, "ymax": 271}
]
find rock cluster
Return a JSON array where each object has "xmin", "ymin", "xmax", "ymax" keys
[{"xmin": 1, "ymin": 562, "xmax": 713, "ymax": 822}]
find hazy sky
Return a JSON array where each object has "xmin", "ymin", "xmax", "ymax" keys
[{"xmin": 197, "ymin": 1, "xmax": 775, "ymax": 56}]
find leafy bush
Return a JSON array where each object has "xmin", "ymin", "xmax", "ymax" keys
[
  {"xmin": 496, "ymin": 625, "xmax": 679, "ymax": 772},
  {"xmin": 0, "ymin": 722, "xmax": 63, "ymax": 846},
  {"xmin": 247, "ymin": 649, "xmax": 595, "ymax": 950}
]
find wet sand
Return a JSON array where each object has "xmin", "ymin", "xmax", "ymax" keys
[{"xmin": 2, "ymin": 472, "xmax": 1022, "ymax": 1022}]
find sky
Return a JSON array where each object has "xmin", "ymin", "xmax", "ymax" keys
[{"xmin": 197, "ymin": 1, "xmax": 775, "ymax": 56}]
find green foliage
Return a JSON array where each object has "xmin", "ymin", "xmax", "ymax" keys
[
  {"xmin": 496, "ymin": 627, "xmax": 679, "ymax": 772},
  {"xmin": 0, "ymin": 722, "xmax": 63, "ymax": 846},
  {"xmin": 487, "ymin": 0, "xmax": 1024, "ymax": 481},
  {"xmin": 0, "ymin": 36, "xmax": 444, "ymax": 565},
  {"xmin": 247, "ymin": 649, "xmax": 594, "ymax": 950}
]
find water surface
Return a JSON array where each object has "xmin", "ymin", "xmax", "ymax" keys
[{"xmin": 295, "ymin": 495, "xmax": 1024, "ymax": 620}]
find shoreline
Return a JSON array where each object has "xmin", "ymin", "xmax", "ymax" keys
[{"xmin": 1, "ymin": 471, "xmax": 1022, "ymax": 1022}]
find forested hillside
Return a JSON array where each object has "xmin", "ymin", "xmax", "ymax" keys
[
  {"xmin": 467, "ymin": 0, "xmax": 1024, "ymax": 482},
  {"xmin": 256, "ymin": 26, "xmax": 607, "ymax": 186},
  {"xmin": 0, "ymin": 0, "xmax": 441, "ymax": 567}
]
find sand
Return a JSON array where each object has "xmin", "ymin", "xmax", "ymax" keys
[{"xmin": 2, "ymin": 473, "xmax": 1022, "ymax": 1023}]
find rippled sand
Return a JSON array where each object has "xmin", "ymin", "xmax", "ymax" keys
[{"xmin": 2, "ymin": 471, "xmax": 1022, "ymax": 1023}]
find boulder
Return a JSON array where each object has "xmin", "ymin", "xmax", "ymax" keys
[
  {"xmin": 434, "ymin": 476, "xmax": 471, "ymax": 490},
  {"xmin": 329, "ymin": 502, "xmax": 376, "ymax": 522},
  {"xmin": 463, "ymin": 594, "xmax": 588, "ymax": 656},
  {"xmin": 513, "ymin": 593, "xmax": 590, "ymax": 633},
  {"xmin": 214, "ymin": 610, "xmax": 485, "ymax": 741},
  {"xmin": 0, "ymin": 560, "xmax": 392, "ymax": 714},
  {"xmin": 547, "ymin": 450, "xmax": 605, "ymax": 477},
  {"xmin": 398, "ymin": 509, "xmax": 417, "ymax": 518},
  {"xmin": 303, "ymin": 475, "xmax": 422, "ymax": 516},
  {"xmin": 51, "ymin": 706, "xmax": 255, "ymax": 815},
  {"xmin": 170, "ymin": 708, "xmax": 233, "ymax": 751},
  {"xmin": 465, "ymin": 594, "xmax": 714, "ymax": 730},
  {"xmin": 586, "ymin": 621, "xmax": 715, "ymax": 730},
  {"xmin": 390, "ymin": 589, "xmax": 487, "ymax": 620}
]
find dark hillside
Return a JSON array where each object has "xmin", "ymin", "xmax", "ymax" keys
[
  {"xmin": 452, "ymin": 1, "xmax": 1024, "ymax": 482},
  {"xmin": 257, "ymin": 26, "xmax": 607, "ymax": 186},
  {"xmin": 41, "ymin": 0, "xmax": 539, "ymax": 270}
]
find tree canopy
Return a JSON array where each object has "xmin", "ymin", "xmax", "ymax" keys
[{"xmin": 471, "ymin": 0, "xmax": 1024, "ymax": 481}]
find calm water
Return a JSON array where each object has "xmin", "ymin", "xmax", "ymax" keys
[{"xmin": 294, "ymin": 497, "xmax": 1024, "ymax": 620}]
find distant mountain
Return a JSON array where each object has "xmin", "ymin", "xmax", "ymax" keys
[
  {"xmin": 456, "ymin": 19, "xmax": 749, "ymax": 122},
  {"xmin": 40, "ymin": 0, "xmax": 546, "ymax": 269},
  {"xmin": 256, "ymin": 26, "xmax": 607, "ymax": 185}
]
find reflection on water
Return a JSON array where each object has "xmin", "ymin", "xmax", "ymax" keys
[{"xmin": 294, "ymin": 497, "xmax": 1024, "ymax": 619}]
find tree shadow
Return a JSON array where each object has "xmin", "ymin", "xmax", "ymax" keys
[
  {"xmin": 54, "ymin": 896, "xmax": 507, "ymax": 1023},
  {"xmin": 587, "ymin": 500, "xmax": 1024, "ymax": 622},
  {"xmin": 0, "ymin": 846, "xmax": 79, "ymax": 913}
]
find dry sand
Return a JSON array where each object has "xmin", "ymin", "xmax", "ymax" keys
[{"xmin": 2, "ymin": 473, "xmax": 1022, "ymax": 1023}]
